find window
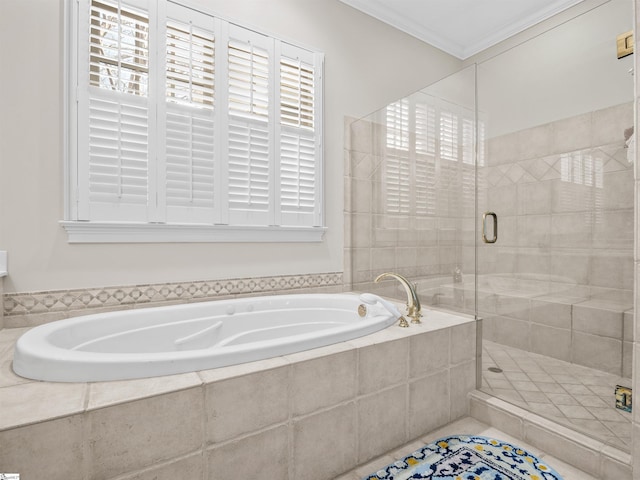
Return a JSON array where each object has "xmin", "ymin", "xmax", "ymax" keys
[{"xmin": 63, "ymin": 0, "xmax": 324, "ymax": 242}]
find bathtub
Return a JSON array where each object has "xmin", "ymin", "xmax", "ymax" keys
[{"xmin": 13, "ymin": 293, "xmax": 399, "ymax": 382}]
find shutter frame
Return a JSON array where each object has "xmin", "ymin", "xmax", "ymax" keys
[{"xmin": 68, "ymin": 0, "xmax": 325, "ymax": 241}]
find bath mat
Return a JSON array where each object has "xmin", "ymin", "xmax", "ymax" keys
[{"xmin": 363, "ymin": 435, "xmax": 563, "ymax": 480}]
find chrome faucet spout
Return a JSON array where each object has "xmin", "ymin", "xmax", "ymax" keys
[{"xmin": 374, "ymin": 272, "xmax": 422, "ymax": 324}]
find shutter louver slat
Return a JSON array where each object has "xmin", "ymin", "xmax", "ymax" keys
[
  {"xmin": 280, "ymin": 132, "xmax": 315, "ymax": 212},
  {"xmin": 228, "ymin": 123, "xmax": 270, "ymax": 211},
  {"xmin": 280, "ymin": 57, "xmax": 314, "ymax": 130},
  {"xmin": 440, "ymin": 110, "xmax": 458, "ymax": 162},
  {"xmin": 278, "ymin": 51, "xmax": 317, "ymax": 225},
  {"xmin": 165, "ymin": 111, "xmax": 215, "ymax": 209},
  {"xmin": 227, "ymin": 33, "xmax": 272, "ymax": 222},
  {"xmin": 385, "ymin": 100, "xmax": 410, "ymax": 215},
  {"xmin": 164, "ymin": 13, "xmax": 216, "ymax": 223},
  {"xmin": 87, "ymin": 95, "xmax": 149, "ymax": 208}
]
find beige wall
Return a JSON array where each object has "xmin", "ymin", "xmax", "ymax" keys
[
  {"xmin": 469, "ymin": 0, "xmax": 633, "ymax": 138},
  {"xmin": 0, "ymin": 0, "xmax": 461, "ymax": 293}
]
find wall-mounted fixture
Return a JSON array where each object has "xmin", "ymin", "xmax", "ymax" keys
[{"xmin": 617, "ymin": 30, "xmax": 633, "ymax": 59}]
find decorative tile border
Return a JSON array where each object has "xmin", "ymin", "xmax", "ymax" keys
[{"xmin": 3, "ymin": 272, "xmax": 343, "ymax": 319}]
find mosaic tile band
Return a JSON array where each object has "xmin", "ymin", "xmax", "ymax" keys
[
  {"xmin": 364, "ymin": 435, "xmax": 563, "ymax": 480},
  {"xmin": 3, "ymin": 272, "xmax": 343, "ymax": 318}
]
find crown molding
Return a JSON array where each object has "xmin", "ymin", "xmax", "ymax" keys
[{"xmin": 339, "ymin": 0, "xmax": 585, "ymax": 60}]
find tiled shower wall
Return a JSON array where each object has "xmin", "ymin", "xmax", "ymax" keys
[
  {"xmin": 479, "ymin": 102, "xmax": 633, "ymax": 290},
  {"xmin": 344, "ymin": 115, "xmax": 475, "ymax": 302},
  {"xmin": 478, "ymin": 102, "xmax": 635, "ymax": 376}
]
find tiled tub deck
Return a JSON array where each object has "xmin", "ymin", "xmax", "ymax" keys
[{"xmin": 0, "ymin": 306, "xmax": 476, "ymax": 480}]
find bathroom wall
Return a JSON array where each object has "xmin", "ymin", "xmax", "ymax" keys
[
  {"xmin": 467, "ymin": 0, "xmax": 633, "ymax": 137},
  {"xmin": 0, "ymin": 0, "xmax": 462, "ymax": 295}
]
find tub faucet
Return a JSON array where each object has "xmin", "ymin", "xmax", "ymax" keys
[{"xmin": 374, "ymin": 272, "xmax": 422, "ymax": 324}]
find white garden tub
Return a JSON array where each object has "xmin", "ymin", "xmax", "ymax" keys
[{"xmin": 13, "ymin": 293, "xmax": 400, "ymax": 382}]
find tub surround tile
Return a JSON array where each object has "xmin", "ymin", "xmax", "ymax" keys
[
  {"xmin": 357, "ymin": 338, "xmax": 408, "ymax": 395},
  {"xmin": 87, "ymin": 372, "xmax": 203, "ymax": 410},
  {"xmin": 88, "ymin": 387, "xmax": 204, "ymax": 480},
  {"xmin": 293, "ymin": 403, "xmax": 358, "ymax": 480},
  {"xmin": 0, "ymin": 381, "xmax": 86, "ymax": 430},
  {"xmin": 409, "ymin": 328, "xmax": 449, "ymax": 378},
  {"xmin": 357, "ymin": 385, "xmax": 407, "ymax": 463},
  {"xmin": 207, "ymin": 425, "xmax": 289, "ymax": 480},
  {"xmin": 197, "ymin": 356, "xmax": 289, "ymax": 384},
  {"xmin": 0, "ymin": 415, "xmax": 85, "ymax": 480},
  {"xmin": 284, "ymin": 338, "xmax": 357, "ymax": 364},
  {"xmin": 0, "ymin": 327, "xmax": 28, "ymax": 355},
  {"xmin": 0, "ymin": 347, "xmax": 32, "ymax": 388},
  {"xmin": 408, "ymin": 370, "xmax": 450, "ymax": 440},
  {"xmin": 292, "ymin": 349, "xmax": 357, "ymax": 416},
  {"xmin": 118, "ymin": 453, "xmax": 205, "ymax": 480},
  {"xmin": 449, "ymin": 360, "xmax": 476, "ymax": 419},
  {"xmin": 206, "ymin": 365, "xmax": 290, "ymax": 443},
  {"xmin": 449, "ymin": 322, "xmax": 476, "ymax": 365},
  {"xmin": 0, "ymin": 304, "xmax": 476, "ymax": 479}
]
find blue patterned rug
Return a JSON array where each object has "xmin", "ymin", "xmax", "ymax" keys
[{"xmin": 363, "ymin": 435, "xmax": 563, "ymax": 480}]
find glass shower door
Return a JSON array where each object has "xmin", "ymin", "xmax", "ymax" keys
[
  {"xmin": 476, "ymin": 0, "xmax": 634, "ymax": 451},
  {"xmin": 347, "ymin": 66, "xmax": 478, "ymax": 320}
]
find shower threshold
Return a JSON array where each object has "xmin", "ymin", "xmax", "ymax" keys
[{"xmin": 482, "ymin": 340, "xmax": 631, "ymax": 452}]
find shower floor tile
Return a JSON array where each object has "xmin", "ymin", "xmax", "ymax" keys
[{"xmin": 482, "ymin": 341, "xmax": 632, "ymax": 452}]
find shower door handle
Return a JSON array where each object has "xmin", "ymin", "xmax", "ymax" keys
[{"xmin": 482, "ymin": 212, "xmax": 498, "ymax": 244}]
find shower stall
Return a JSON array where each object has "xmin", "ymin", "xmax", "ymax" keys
[{"xmin": 346, "ymin": 0, "xmax": 634, "ymax": 453}]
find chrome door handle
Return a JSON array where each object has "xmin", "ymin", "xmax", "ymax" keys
[{"xmin": 482, "ymin": 212, "xmax": 498, "ymax": 244}]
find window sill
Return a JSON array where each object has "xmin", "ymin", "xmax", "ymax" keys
[{"xmin": 60, "ymin": 221, "xmax": 327, "ymax": 243}]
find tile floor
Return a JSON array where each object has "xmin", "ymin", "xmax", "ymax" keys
[
  {"xmin": 482, "ymin": 340, "xmax": 632, "ymax": 451},
  {"xmin": 335, "ymin": 416, "xmax": 599, "ymax": 480}
]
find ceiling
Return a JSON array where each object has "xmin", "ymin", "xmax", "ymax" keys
[{"xmin": 338, "ymin": 0, "xmax": 585, "ymax": 59}]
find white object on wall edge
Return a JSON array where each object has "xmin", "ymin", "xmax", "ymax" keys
[{"xmin": 0, "ymin": 251, "xmax": 6, "ymax": 277}]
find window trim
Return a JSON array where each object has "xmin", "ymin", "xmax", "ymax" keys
[
  {"xmin": 60, "ymin": 221, "xmax": 327, "ymax": 243},
  {"xmin": 62, "ymin": 0, "xmax": 325, "ymax": 243}
]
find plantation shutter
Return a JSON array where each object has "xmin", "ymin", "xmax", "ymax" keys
[
  {"xmin": 226, "ymin": 26, "xmax": 272, "ymax": 226},
  {"xmin": 385, "ymin": 99, "xmax": 410, "ymax": 215},
  {"xmin": 161, "ymin": 4, "xmax": 216, "ymax": 224},
  {"xmin": 277, "ymin": 44, "xmax": 321, "ymax": 227},
  {"xmin": 79, "ymin": 0, "xmax": 153, "ymax": 221},
  {"xmin": 415, "ymin": 100, "xmax": 437, "ymax": 217},
  {"xmin": 439, "ymin": 108, "xmax": 458, "ymax": 162},
  {"xmin": 461, "ymin": 115, "xmax": 476, "ymax": 211},
  {"xmin": 71, "ymin": 0, "xmax": 325, "ymax": 241}
]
